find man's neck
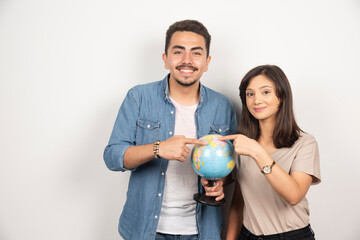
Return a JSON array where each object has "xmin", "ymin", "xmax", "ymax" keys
[{"xmin": 168, "ymin": 79, "xmax": 200, "ymax": 106}]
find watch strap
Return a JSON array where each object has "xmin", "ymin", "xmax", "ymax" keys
[{"xmin": 261, "ymin": 160, "xmax": 276, "ymax": 174}]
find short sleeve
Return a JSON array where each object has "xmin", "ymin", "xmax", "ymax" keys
[{"xmin": 291, "ymin": 135, "xmax": 321, "ymax": 185}]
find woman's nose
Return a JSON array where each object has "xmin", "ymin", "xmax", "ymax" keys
[{"xmin": 254, "ymin": 96, "xmax": 262, "ymax": 104}]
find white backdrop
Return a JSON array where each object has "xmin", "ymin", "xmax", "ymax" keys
[{"xmin": 1, "ymin": 0, "xmax": 359, "ymax": 239}]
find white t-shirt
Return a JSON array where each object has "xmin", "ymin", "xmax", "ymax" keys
[{"xmin": 156, "ymin": 98, "xmax": 198, "ymax": 235}]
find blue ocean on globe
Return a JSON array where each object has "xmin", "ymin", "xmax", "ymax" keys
[{"xmin": 192, "ymin": 134, "xmax": 235, "ymax": 179}]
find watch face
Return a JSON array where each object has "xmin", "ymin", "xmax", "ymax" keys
[{"xmin": 263, "ymin": 166, "xmax": 271, "ymax": 174}]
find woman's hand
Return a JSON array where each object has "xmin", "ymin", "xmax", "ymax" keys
[{"xmin": 221, "ymin": 134, "xmax": 262, "ymax": 158}]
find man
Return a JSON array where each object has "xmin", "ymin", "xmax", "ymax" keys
[{"xmin": 104, "ymin": 20, "xmax": 237, "ymax": 240}]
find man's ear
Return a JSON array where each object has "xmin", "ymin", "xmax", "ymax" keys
[
  {"xmin": 162, "ymin": 53, "xmax": 169, "ymax": 69},
  {"xmin": 204, "ymin": 56, "xmax": 211, "ymax": 72}
]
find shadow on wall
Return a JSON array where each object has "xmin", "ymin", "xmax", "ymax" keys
[
  {"xmin": 61, "ymin": 102, "xmax": 130, "ymax": 239},
  {"xmin": 221, "ymin": 182, "xmax": 235, "ymax": 240}
]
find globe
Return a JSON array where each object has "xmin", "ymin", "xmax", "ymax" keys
[
  {"xmin": 191, "ymin": 134, "xmax": 235, "ymax": 206},
  {"xmin": 191, "ymin": 134, "xmax": 235, "ymax": 179}
]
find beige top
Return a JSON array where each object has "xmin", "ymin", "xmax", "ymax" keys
[{"xmin": 234, "ymin": 133, "xmax": 321, "ymax": 235}]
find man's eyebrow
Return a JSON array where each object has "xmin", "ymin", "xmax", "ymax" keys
[
  {"xmin": 171, "ymin": 45, "xmax": 204, "ymax": 51},
  {"xmin": 172, "ymin": 45, "xmax": 185, "ymax": 50},
  {"xmin": 191, "ymin": 46, "xmax": 204, "ymax": 51}
]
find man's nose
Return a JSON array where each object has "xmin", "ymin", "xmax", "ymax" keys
[{"xmin": 182, "ymin": 52, "xmax": 192, "ymax": 64}]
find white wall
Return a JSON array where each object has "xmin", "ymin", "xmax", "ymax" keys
[{"xmin": 1, "ymin": 0, "xmax": 359, "ymax": 239}]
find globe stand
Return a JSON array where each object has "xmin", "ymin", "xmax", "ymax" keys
[
  {"xmin": 191, "ymin": 134, "xmax": 235, "ymax": 207},
  {"xmin": 193, "ymin": 180, "xmax": 225, "ymax": 206}
]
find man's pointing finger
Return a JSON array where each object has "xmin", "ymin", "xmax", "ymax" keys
[{"xmin": 184, "ymin": 138, "xmax": 207, "ymax": 145}]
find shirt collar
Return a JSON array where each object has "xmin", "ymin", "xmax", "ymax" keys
[{"xmin": 162, "ymin": 74, "xmax": 204, "ymax": 105}]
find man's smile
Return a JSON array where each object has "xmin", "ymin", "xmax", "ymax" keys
[{"xmin": 176, "ymin": 64, "xmax": 198, "ymax": 73}]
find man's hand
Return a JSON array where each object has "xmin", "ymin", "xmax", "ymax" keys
[
  {"xmin": 201, "ymin": 178, "xmax": 224, "ymax": 201},
  {"xmin": 159, "ymin": 135, "xmax": 206, "ymax": 162}
]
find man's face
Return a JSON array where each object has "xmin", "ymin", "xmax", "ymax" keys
[{"xmin": 163, "ymin": 31, "xmax": 211, "ymax": 87}]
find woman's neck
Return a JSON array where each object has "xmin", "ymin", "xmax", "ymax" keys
[{"xmin": 258, "ymin": 119, "xmax": 277, "ymax": 153}]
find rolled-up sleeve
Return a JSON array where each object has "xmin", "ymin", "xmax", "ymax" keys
[{"xmin": 103, "ymin": 88, "xmax": 139, "ymax": 172}]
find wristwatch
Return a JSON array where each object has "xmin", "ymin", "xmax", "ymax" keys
[{"xmin": 261, "ymin": 160, "xmax": 276, "ymax": 174}]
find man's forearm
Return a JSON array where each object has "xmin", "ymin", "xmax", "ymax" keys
[{"xmin": 123, "ymin": 144, "xmax": 155, "ymax": 169}]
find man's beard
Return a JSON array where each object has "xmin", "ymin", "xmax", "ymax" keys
[
  {"xmin": 175, "ymin": 77, "xmax": 199, "ymax": 87},
  {"xmin": 174, "ymin": 64, "xmax": 199, "ymax": 87}
]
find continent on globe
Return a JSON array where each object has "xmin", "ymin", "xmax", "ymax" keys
[{"xmin": 191, "ymin": 134, "xmax": 235, "ymax": 180}]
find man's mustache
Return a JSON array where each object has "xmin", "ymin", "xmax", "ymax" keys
[{"xmin": 175, "ymin": 64, "xmax": 198, "ymax": 71}]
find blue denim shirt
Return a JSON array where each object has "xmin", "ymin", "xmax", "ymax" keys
[{"xmin": 104, "ymin": 75, "xmax": 237, "ymax": 240}]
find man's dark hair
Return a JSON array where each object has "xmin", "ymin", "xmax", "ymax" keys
[
  {"xmin": 165, "ymin": 20, "xmax": 211, "ymax": 57},
  {"xmin": 239, "ymin": 65, "xmax": 302, "ymax": 148}
]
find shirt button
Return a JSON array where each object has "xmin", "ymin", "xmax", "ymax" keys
[
  {"xmin": 155, "ymin": 215, "xmax": 158, "ymax": 219},
  {"xmin": 147, "ymin": 124, "xmax": 150, "ymax": 128},
  {"xmin": 170, "ymin": 111, "xmax": 174, "ymax": 114},
  {"xmin": 219, "ymin": 129, "xmax": 222, "ymax": 132},
  {"xmin": 158, "ymin": 193, "xmax": 162, "ymax": 197},
  {"xmin": 161, "ymin": 172, "xmax": 164, "ymax": 176},
  {"xmin": 169, "ymin": 131, "xmax": 172, "ymax": 135}
]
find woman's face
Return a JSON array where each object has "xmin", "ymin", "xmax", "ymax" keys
[{"xmin": 245, "ymin": 74, "xmax": 280, "ymax": 123}]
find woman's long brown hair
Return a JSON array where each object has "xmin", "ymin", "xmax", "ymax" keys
[{"xmin": 239, "ymin": 65, "xmax": 302, "ymax": 148}]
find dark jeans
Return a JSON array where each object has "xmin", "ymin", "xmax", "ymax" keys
[
  {"xmin": 238, "ymin": 224, "xmax": 315, "ymax": 240},
  {"xmin": 155, "ymin": 232, "xmax": 198, "ymax": 240}
]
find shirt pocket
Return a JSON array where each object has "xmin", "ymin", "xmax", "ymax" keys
[
  {"xmin": 209, "ymin": 124, "xmax": 229, "ymax": 136},
  {"xmin": 136, "ymin": 119, "xmax": 160, "ymax": 145}
]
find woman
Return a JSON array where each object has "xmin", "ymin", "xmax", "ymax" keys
[{"xmin": 223, "ymin": 65, "xmax": 321, "ymax": 240}]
